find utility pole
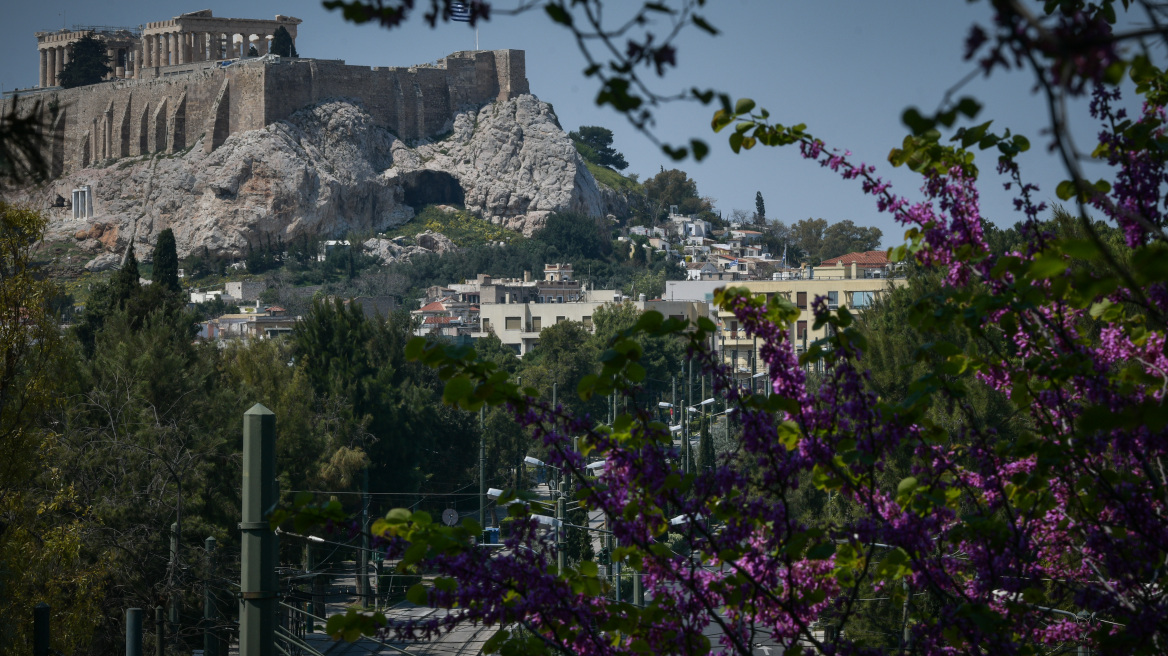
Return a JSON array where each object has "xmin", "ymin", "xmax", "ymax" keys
[
  {"xmin": 479, "ymin": 406, "xmax": 486, "ymax": 528},
  {"xmin": 686, "ymin": 360, "xmax": 693, "ymax": 474},
  {"xmin": 155, "ymin": 606, "xmax": 165, "ymax": 656},
  {"xmin": 359, "ymin": 468, "xmax": 370, "ymax": 605},
  {"xmin": 126, "ymin": 608, "xmax": 142, "ymax": 656},
  {"xmin": 556, "ymin": 495, "xmax": 565, "ymax": 572},
  {"xmin": 240, "ymin": 404, "xmax": 276, "ymax": 656},
  {"xmin": 204, "ymin": 537, "xmax": 219, "ymax": 656},
  {"xmin": 169, "ymin": 523, "xmax": 180, "ymax": 639}
]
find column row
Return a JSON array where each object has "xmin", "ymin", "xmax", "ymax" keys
[
  {"xmin": 140, "ymin": 31, "xmax": 280, "ymax": 69},
  {"xmin": 39, "ymin": 46, "xmax": 70, "ymax": 88}
]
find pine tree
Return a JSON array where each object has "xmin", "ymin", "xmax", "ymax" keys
[
  {"xmin": 58, "ymin": 33, "xmax": 112, "ymax": 88},
  {"xmin": 151, "ymin": 229, "xmax": 181, "ymax": 293},
  {"xmin": 248, "ymin": 44, "xmax": 259, "ymax": 57},
  {"xmin": 754, "ymin": 191, "xmax": 766, "ymax": 226},
  {"xmin": 270, "ymin": 26, "xmax": 298, "ymax": 57}
]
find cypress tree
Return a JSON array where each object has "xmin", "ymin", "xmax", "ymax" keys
[
  {"xmin": 58, "ymin": 33, "xmax": 112, "ymax": 88},
  {"xmin": 151, "ymin": 229, "xmax": 181, "ymax": 293},
  {"xmin": 110, "ymin": 242, "xmax": 140, "ymax": 307},
  {"xmin": 270, "ymin": 26, "xmax": 298, "ymax": 57},
  {"xmin": 698, "ymin": 418, "xmax": 715, "ymax": 472}
]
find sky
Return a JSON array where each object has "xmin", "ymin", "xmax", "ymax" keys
[{"xmin": 0, "ymin": 1, "xmax": 1143, "ymax": 247}]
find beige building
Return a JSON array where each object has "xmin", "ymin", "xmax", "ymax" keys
[
  {"xmin": 715, "ymin": 276, "xmax": 905, "ymax": 374},
  {"xmin": 476, "ymin": 295, "xmax": 709, "ymax": 356}
]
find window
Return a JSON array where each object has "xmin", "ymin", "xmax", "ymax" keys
[
  {"xmin": 505, "ymin": 317, "xmax": 521, "ymax": 331},
  {"xmin": 532, "ymin": 317, "xmax": 542, "ymax": 332},
  {"xmin": 556, "ymin": 316, "xmax": 566, "ymax": 324},
  {"xmin": 797, "ymin": 292, "xmax": 807, "ymax": 309},
  {"xmin": 557, "ymin": 295, "xmax": 564, "ymax": 303},
  {"xmin": 482, "ymin": 318, "xmax": 491, "ymax": 331},
  {"xmin": 730, "ymin": 320, "xmax": 739, "ymax": 339},
  {"xmin": 582, "ymin": 316, "xmax": 592, "ymax": 329},
  {"xmin": 827, "ymin": 291, "xmax": 839, "ymax": 309},
  {"xmin": 852, "ymin": 291, "xmax": 874, "ymax": 308},
  {"xmin": 797, "ymin": 320, "xmax": 807, "ymax": 340}
]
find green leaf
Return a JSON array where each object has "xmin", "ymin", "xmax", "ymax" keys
[
  {"xmin": 806, "ymin": 542, "xmax": 836, "ymax": 560},
  {"xmin": 734, "ymin": 98, "xmax": 756, "ymax": 115},
  {"xmin": 545, "ymin": 5, "xmax": 572, "ymax": 25},
  {"xmin": 692, "ymin": 15, "xmax": 719, "ymax": 34},
  {"xmin": 1055, "ymin": 180, "xmax": 1077, "ymax": 201},
  {"xmin": 406, "ymin": 583, "xmax": 429, "ymax": 605},
  {"xmin": 405, "ymin": 337, "xmax": 427, "ymax": 361},
  {"xmin": 691, "ymin": 139, "xmax": 709, "ymax": 161},
  {"xmin": 443, "ymin": 375, "xmax": 474, "ymax": 406}
]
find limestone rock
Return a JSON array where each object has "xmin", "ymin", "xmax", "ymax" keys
[
  {"xmin": 84, "ymin": 252, "xmax": 121, "ymax": 272},
  {"xmin": 363, "ymin": 230, "xmax": 459, "ymax": 266},
  {"xmin": 28, "ymin": 94, "xmax": 611, "ymax": 257}
]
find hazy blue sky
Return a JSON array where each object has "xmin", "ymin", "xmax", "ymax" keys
[{"xmin": 1, "ymin": 1, "xmax": 1139, "ymax": 245}]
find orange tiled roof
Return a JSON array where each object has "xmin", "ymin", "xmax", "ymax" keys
[{"xmin": 820, "ymin": 250, "xmax": 889, "ymax": 266}]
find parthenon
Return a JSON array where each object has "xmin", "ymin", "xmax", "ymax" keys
[{"xmin": 35, "ymin": 9, "xmax": 301, "ymax": 87}]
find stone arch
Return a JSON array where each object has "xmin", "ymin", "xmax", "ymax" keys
[
  {"xmin": 79, "ymin": 129, "xmax": 91, "ymax": 168},
  {"xmin": 150, "ymin": 98, "xmax": 167, "ymax": 153},
  {"xmin": 117, "ymin": 95, "xmax": 131, "ymax": 159},
  {"xmin": 137, "ymin": 102, "xmax": 150, "ymax": 155},
  {"xmin": 49, "ymin": 108, "xmax": 66, "ymax": 179},
  {"xmin": 203, "ymin": 79, "xmax": 230, "ymax": 154},
  {"xmin": 401, "ymin": 170, "xmax": 465, "ymax": 209},
  {"xmin": 168, "ymin": 91, "xmax": 187, "ymax": 153}
]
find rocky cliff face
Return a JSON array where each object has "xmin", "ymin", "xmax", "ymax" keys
[{"xmin": 25, "ymin": 94, "xmax": 610, "ymax": 262}]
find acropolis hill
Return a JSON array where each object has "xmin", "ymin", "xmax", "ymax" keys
[
  {"xmin": 9, "ymin": 10, "xmax": 528, "ymax": 176},
  {"xmin": 3, "ymin": 11, "xmax": 615, "ymax": 264}
]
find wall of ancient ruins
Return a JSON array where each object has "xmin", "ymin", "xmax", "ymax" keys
[{"xmin": 1, "ymin": 49, "xmax": 529, "ymax": 180}]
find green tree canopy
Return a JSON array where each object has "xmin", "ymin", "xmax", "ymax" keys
[
  {"xmin": 569, "ymin": 126, "xmax": 628, "ymax": 171},
  {"xmin": 531, "ymin": 211, "xmax": 610, "ymax": 261},
  {"xmin": 643, "ymin": 168, "xmax": 712, "ymax": 219},
  {"xmin": 785, "ymin": 218, "xmax": 882, "ymax": 264},
  {"xmin": 270, "ymin": 26, "xmax": 299, "ymax": 57},
  {"xmin": 58, "ymin": 34, "xmax": 111, "ymax": 88},
  {"xmin": 754, "ymin": 191, "xmax": 766, "ymax": 225}
]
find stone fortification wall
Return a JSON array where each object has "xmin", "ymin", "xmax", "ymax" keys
[{"xmin": 2, "ymin": 49, "xmax": 528, "ymax": 180}]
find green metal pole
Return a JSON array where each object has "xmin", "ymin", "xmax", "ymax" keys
[
  {"xmin": 479, "ymin": 406, "xmax": 485, "ymax": 528},
  {"xmin": 359, "ymin": 468, "xmax": 369, "ymax": 606},
  {"xmin": 240, "ymin": 403, "xmax": 276, "ymax": 656},
  {"xmin": 633, "ymin": 569, "xmax": 642, "ymax": 607},
  {"xmin": 155, "ymin": 606, "xmax": 165, "ymax": 656},
  {"xmin": 33, "ymin": 602, "xmax": 49, "ymax": 656},
  {"xmin": 126, "ymin": 608, "xmax": 142, "ymax": 656},
  {"xmin": 556, "ymin": 496, "xmax": 565, "ymax": 572},
  {"xmin": 204, "ymin": 537, "xmax": 218, "ymax": 656}
]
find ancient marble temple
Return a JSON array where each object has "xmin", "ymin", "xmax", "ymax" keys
[{"xmin": 36, "ymin": 9, "xmax": 301, "ymax": 87}]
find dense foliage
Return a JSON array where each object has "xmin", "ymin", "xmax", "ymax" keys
[
  {"xmin": 571, "ymin": 126, "xmax": 629, "ymax": 171},
  {"xmin": 303, "ymin": 2, "xmax": 1168, "ymax": 655}
]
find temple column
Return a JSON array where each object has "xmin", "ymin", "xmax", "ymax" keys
[
  {"xmin": 258, "ymin": 34, "xmax": 269, "ymax": 56},
  {"xmin": 176, "ymin": 32, "xmax": 185, "ymax": 65},
  {"xmin": 39, "ymin": 49, "xmax": 47, "ymax": 87},
  {"xmin": 134, "ymin": 44, "xmax": 141, "ymax": 78},
  {"xmin": 106, "ymin": 48, "xmax": 115, "ymax": 79},
  {"xmin": 194, "ymin": 32, "xmax": 204, "ymax": 61},
  {"xmin": 52, "ymin": 47, "xmax": 62, "ymax": 86},
  {"xmin": 46, "ymin": 48, "xmax": 55, "ymax": 86},
  {"xmin": 211, "ymin": 33, "xmax": 221, "ymax": 60}
]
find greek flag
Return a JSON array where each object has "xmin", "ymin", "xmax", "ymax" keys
[{"xmin": 450, "ymin": 1, "xmax": 472, "ymax": 22}]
